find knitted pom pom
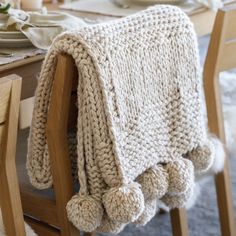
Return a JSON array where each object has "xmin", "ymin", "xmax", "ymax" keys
[
  {"xmin": 102, "ymin": 182, "xmax": 145, "ymax": 223},
  {"xmin": 186, "ymin": 140, "xmax": 215, "ymax": 173},
  {"xmin": 97, "ymin": 214, "xmax": 126, "ymax": 234},
  {"xmin": 196, "ymin": 138, "xmax": 225, "ymax": 182},
  {"xmin": 161, "ymin": 185, "xmax": 194, "ymax": 209},
  {"xmin": 166, "ymin": 158, "xmax": 194, "ymax": 194},
  {"xmin": 134, "ymin": 199, "xmax": 157, "ymax": 226},
  {"xmin": 66, "ymin": 194, "xmax": 103, "ymax": 232},
  {"xmin": 137, "ymin": 165, "xmax": 169, "ymax": 200}
]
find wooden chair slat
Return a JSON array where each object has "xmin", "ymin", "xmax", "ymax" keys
[
  {"xmin": 0, "ymin": 75, "xmax": 26, "ymax": 236},
  {"xmin": 0, "ymin": 124, "xmax": 5, "ymax": 142},
  {"xmin": 46, "ymin": 54, "xmax": 80, "ymax": 236},
  {"xmin": 21, "ymin": 189, "xmax": 59, "ymax": 227},
  {"xmin": 170, "ymin": 208, "xmax": 189, "ymax": 236},
  {"xmin": 25, "ymin": 216, "xmax": 60, "ymax": 236},
  {"xmin": 0, "ymin": 79, "xmax": 12, "ymax": 124}
]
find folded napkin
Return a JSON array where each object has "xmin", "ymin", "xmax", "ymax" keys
[
  {"xmin": 0, "ymin": 8, "xmax": 86, "ymax": 49},
  {"xmin": 27, "ymin": 5, "xmax": 223, "ymax": 233}
]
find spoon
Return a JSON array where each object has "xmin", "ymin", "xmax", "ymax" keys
[{"xmin": 0, "ymin": 51, "xmax": 14, "ymax": 57}]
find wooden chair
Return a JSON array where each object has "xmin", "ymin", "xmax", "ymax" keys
[
  {"xmin": 204, "ymin": 4, "xmax": 236, "ymax": 236},
  {"xmin": 170, "ymin": 4, "xmax": 236, "ymax": 236},
  {"xmin": 18, "ymin": 4, "xmax": 236, "ymax": 236},
  {"xmin": 0, "ymin": 75, "xmax": 26, "ymax": 236},
  {"xmin": 18, "ymin": 56, "xmax": 82, "ymax": 236}
]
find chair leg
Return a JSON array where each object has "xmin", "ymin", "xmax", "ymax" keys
[
  {"xmin": 215, "ymin": 157, "xmax": 235, "ymax": 236},
  {"xmin": 0, "ymin": 162, "xmax": 26, "ymax": 236},
  {"xmin": 203, "ymin": 74, "xmax": 235, "ymax": 235},
  {"xmin": 170, "ymin": 208, "xmax": 189, "ymax": 236}
]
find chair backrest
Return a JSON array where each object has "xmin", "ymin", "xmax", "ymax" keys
[
  {"xmin": 204, "ymin": 4, "xmax": 236, "ymax": 140},
  {"xmin": 204, "ymin": 4, "xmax": 236, "ymax": 74},
  {"xmin": 46, "ymin": 54, "xmax": 79, "ymax": 235},
  {"xmin": 0, "ymin": 75, "xmax": 26, "ymax": 236},
  {"xmin": 203, "ymin": 5, "xmax": 236, "ymax": 236}
]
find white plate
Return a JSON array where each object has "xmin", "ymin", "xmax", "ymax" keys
[
  {"xmin": 0, "ymin": 31, "xmax": 27, "ymax": 39},
  {"xmin": 129, "ymin": 0, "xmax": 186, "ymax": 5},
  {"xmin": 0, "ymin": 38, "xmax": 33, "ymax": 48}
]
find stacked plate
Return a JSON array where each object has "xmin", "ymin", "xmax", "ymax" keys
[
  {"xmin": 129, "ymin": 0, "xmax": 186, "ymax": 5},
  {"xmin": 0, "ymin": 31, "xmax": 33, "ymax": 48}
]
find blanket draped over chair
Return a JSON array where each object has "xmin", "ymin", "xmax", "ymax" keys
[{"xmin": 27, "ymin": 5, "xmax": 220, "ymax": 233}]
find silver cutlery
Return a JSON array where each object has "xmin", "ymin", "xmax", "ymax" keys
[{"xmin": 0, "ymin": 51, "xmax": 14, "ymax": 57}]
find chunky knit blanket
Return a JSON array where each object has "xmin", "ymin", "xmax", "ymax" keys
[{"xmin": 27, "ymin": 5, "xmax": 217, "ymax": 234}]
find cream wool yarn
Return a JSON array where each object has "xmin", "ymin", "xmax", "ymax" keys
[
  {"xmin": 134, "ymin": 198, "xmax": 158, "ymax": 226},
  {"xmin": 97, "ymin": 213, "xmax": 126, "ymax": 234},
  {"xmin": 27, "ymin": 5, "xmax": 217, "ymax": 233},
  {"xmin": 137, "ymin": 164, "xmax": 169, "ymax": 200}
]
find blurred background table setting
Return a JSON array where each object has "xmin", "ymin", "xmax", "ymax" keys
[
  {"xmin": 0, "ymin": 0, "xmax": 86, "ymax": 66},
  {"xmin": 59, "ymin": 0, "xmax": 220, "ymax": 17},
  {"xmin": 0, "ymin": 0, "xmax": 231, "ymax": 67}
]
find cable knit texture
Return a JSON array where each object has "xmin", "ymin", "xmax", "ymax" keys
[{"xmin": 27, "ymin": 5, "xmax": 217, "ymax": 233}]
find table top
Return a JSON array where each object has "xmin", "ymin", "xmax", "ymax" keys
[
  {"xmin": 0, "ymin": 0, "xmax": 235, "ymax": 71},
  {"xmin": 46, "ymin": 1, "xmax": 206, "ymax": 17}
]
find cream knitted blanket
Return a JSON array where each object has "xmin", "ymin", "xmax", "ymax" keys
[{"xmin": 27, "ymin": 5, "xmax": 217, "ymax": 233}]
